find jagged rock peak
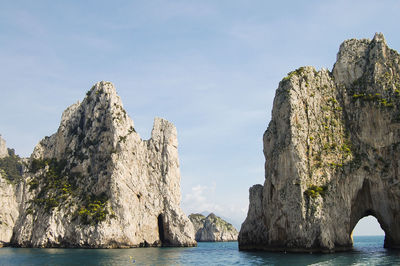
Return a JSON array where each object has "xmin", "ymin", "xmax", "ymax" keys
[
  {"xmin": 58, "ymin": 81, "xmax": 120, "ymax": 130},
  {"xmin": 189, "ymin": 213, "xmax": 238, "ymax": 242},
  {"xmin": 31, "ymin": 81, "xmax": 136, "ymax": 160},
  {"xmin": 373, "ymin": 32, "xmax": 386, "ymax": 43},
  {"xmin": 239, "ymin": 34, "xmax": 400, "ymax": 252},
  {"xmin": 333, "ymin": 32, "xmax": 398, "ymax": 87},
  {"xmin": 9, "ymin": 81, "xmax": 196, "ymax": 248}
]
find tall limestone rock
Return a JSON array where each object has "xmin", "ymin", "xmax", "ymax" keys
[
  {"xmin": 0, "ymin": 137, "xmax": 22, "ymax": 246},
  {"xmin": 189, "ymin": 213, "xmax": 238, "ymax": 242},
  {"xmin": 10, "ymin": 81, "xmax": 196, "ymax": 247},
  {"xmin": 239, "ymin": 33, "xmax": 400, "ymax": 252},
  {"xmin": 0, "ymin": 174, "xmax": 20, "ymax": 247}
]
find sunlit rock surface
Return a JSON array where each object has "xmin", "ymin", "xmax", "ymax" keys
[
  {"xmin": 189, "ymin": 213, "xmax": 238, "ymax": 242},
  {"xmin": 0, "ymin": 137, "xmax": 22, "ymax": 246},
  {"xmin": 2, "ymin": 82, "xmax": 196, "ymax": 248},
  {"xmin": 239, "ymin": 34, "xmax": 400, "ymax": 252}
]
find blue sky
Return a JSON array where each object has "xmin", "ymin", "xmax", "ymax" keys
[{"xmin": 1, "ymin": 0, "xmax": 398, "ymax": 234}]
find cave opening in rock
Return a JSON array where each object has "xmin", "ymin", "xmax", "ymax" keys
[{"xmin": 158, "ymin": 214, "xmax": 165, "ymax": 245}]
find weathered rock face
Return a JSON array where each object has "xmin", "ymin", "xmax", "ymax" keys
[
  {"xmin": 239, "ymin": 33, "xmax": 400, "ymax": 252},
  {"xmin": 9, "ymin": 81, "xmax": 196, "ymax": 248},
  {"xmin": 189, "ymin": 213, "xmax": 238, "ymax": 242},
  {"xmin": 0, "ymin": 135, "xmax": 8, "ymax": 159},
  {"xmin": 0, "ymin": 175, "xmax": 20, "ymax": 246},
  {"xmin": 189, "ymin": 214, "xmax": 206, "ymax": 237},
  {"xmin": 0, "ymin": 137, "xmax": 22, "ymax": 246}
]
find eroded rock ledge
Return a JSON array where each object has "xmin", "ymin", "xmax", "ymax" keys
[
  {"xmin": 0, "ymin": 82, "xmax": 196, "ymax": 248},
  {"xmin": 239, "ymin": 33, "xmax": 400, "ymax": 252},
  {"xmin": 189, "ymin": 213, "xmax": 238, "ymax": 242}
]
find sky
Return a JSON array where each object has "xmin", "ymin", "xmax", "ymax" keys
[{"xmin": 0, "ymin": 0, "xmax": 398, "ymax": 235}]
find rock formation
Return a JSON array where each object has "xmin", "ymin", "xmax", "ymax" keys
[
  {"xmin": 0, "ymin": 137, "xmax": 22, "ymax": 247},
  {"xmin": 0, "ymin": 174, "xmax": 20, "ymax": 247},
  {"xmin": 239, "ymin": 33, "xmax": 400, "ymax": 252},
  {"xmin": 1, "ymin": 81, "xmax": 196, "ymax": 248},
  {"xmin": 0, "ymin": 135, "xmax": 8, "ymax": 159},
  {"xmin": 189, "ymin": 213, "xmax": 238, "ymax": 242}
]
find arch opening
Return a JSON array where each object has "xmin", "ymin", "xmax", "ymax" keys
[
  {"xmin": 352, "ymin": 215, "xmax": 385, "ymax": 237},
  {"xmin": 351, "ymin": 215, "xmax": 385, "ymax": 248},
  {"xmin": 349, "ymin": 179, "xmax": 397, "ymax": 249}
]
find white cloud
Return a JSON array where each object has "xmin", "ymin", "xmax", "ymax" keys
[
  {"xmin": 182, "ymin": 182, "xmax": 248, "ymax": 229},
  {"xmin": 182, "ymin": 183, "xmax": 216, "ymax": 211}
]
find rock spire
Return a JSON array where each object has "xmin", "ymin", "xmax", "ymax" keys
[{"xmin": 2, "ymin": 81, "xmax": 196, "ymax": 248}]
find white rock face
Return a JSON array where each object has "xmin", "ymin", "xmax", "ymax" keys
[
  {"xmin": 0, "ymin": 135, "xmax": 8, "ymax": 159},
  {"xmin": 0, "ymin": 174, "xmax": 20, "ymax": 246},
  {"xmin": 10, "ymin": 81, "xmax": 196, "ymax": 247},
  {"xmin": 239, "ymin": 33, "xmax": 400, "ymax": 252},
  {"xmin": 0, "ymin": 137, "xmax": 22, "ymax": 246},
  {"xmin": 189, "ymin": 213, "xmax": 238, "ymax": 242}
]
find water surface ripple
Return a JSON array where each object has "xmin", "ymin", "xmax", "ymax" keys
[{"xmin": 1, "ymin": 236, "xmax": 399, "ymax": 265}]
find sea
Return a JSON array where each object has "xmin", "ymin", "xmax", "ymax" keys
[{"xmin": 1, "ymin": 236, "xmax": 399, "ymax": 265}]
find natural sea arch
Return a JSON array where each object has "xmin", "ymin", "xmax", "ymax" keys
[{"xmin": 349, "ymin": 179, "xmax": 395, "ymax": 248}]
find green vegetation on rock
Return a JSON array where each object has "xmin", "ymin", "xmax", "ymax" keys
[
  {"xmin": 304, "ymin": 185, "xmax": 327, "ymax": 198},
  {"xmin": 28, "ymin": 158, "xmax": 75, "ymax": 212},
  {"xmin": 28, "ymin": 158, "xmax": 113, "ymax": 225},
  {"xmin": 0, "ymin": 149, "xmax": 23, "ymax": 183},
  {"xmin": 283, "ymin": 67, "xmax": 306, "ymax": 81},
  {"xmin": 352, "ymin": 93, "xmax": 394, "ymax": 108},
  {"xmin": 77, "ymin": 192, "xmax": 114, "ymax": 225}
]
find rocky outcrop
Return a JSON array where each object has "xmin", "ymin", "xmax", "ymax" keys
[
  {"xmin": 6, "ymin": 81, "xmax": 196, "ymax": 248},
  {"xmin": 0, "ymin": 135, "xmax": 8, "ymax": 159},
  {"xmin": 189, "ymin": 213, "xmax": 238, "ymax": 242},
  {"xmin": 189, "ymin": 214, "xmax": 206, "ymax": 237},
  {"xmin": 0, "ymin": 174, "xmax": 20, "ymax": 246},
  {"xmin": 239, "ymin": 33, "xmax": 400, "ymax": 252},
  {"xmin": 0, "ymin": 137, "xmax": 22, "ymax": 246}
]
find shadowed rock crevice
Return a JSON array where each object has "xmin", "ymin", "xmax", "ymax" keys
[
  {"xmin": 239, "ymin": 33, "xmax": 400, "ymax": 252},
  {"xmin": 158, "ymin": 214, "xmax": 165, "ymax": 245}
]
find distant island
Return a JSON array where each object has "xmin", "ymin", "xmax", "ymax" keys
[
  {"xmin": 189, "ymin": 213, "xmax": 238, "ymax": 242},
  {"xmin": 239, "ymin": 33, "xmax": 400, "ymax": 252}
]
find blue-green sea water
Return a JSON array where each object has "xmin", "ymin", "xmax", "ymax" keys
[{"xmin": 1, "ymin": 236, "xmax": 399, "ymax": 265}]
